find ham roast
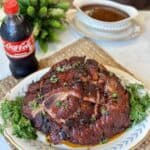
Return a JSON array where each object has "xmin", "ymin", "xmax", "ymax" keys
[{"xmin": 22, "ymin": 56, "xmax": 130, "ymax": 145}]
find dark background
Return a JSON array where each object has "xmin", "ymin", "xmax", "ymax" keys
[
  {"xmin": 112, "ymin": 0, "xmax": 150, "ymax": 9},
  {"xmin": 0, "ymin": 0, "xmax": 150, "ymax": 10},
  {"xmin": 70, "ymin": 0, "xmax": 150, "ymax": 10}
]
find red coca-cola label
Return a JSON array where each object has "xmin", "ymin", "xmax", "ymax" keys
[{"xmin": 2, "ymin": 35, "xmax": 35, "ymax": 58}]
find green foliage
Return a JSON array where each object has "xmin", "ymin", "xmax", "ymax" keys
[
  {"xmin": 39, "ymin": 7, "xmax": 48, "ymax": 17},
  {"xmin": 48, "ymin": 19, "xmax": 62, "ymax": 28},
  {"xmin": 18, "ymin": 0, "xmax": 30, "ymax": 14},
  {"xmin": 40, "ymin": 0, "xmax": 48, "ymax": 7},
  {"xmin": 55, "ymin": 101, "xmax": 63, "ymax": 108},
  {"xmin": 126, "ymin": 84, "xmax": 150, "ymax": 124},
  {"xmin": 33, "ymin": 22, "xmax": 41, "ymax": 37},
  {"xmin": 40, "ymin": 30, "xmax": 48, "ymax": 39},
  {"xmin": 39, "ymin": 40, "xmax": 48, "ymax": 53},
  {"xmin": 48, "ymin": 30, "xmax": 59, "ymax": 41},
  {"xmin": 12, "ymin": 116, "xmax": 36, "ymax": 139},
  {"xmin": 18, "ymin": 0, "xmax": 70, "ymax": 52},
  {"xmin": 48, "ymin": 8, "xmax": 65, "ymax": 18},
  {"xmin": 0, "ymin": 124, "xmax": 5, "ymax": 135},
  {"xmin": 0, "ymin": 97, "xmax": 37, "ymax": 139},
  {"xmin": 30, "ymin": 0, "xmax": 38, "ymax": 6},
  {"xmin": 57, "ymin": 2, "xmax": 70, "ymax": 11},
  {"xmin": 27, "ymin": 6, "xmax": 35, "ymax": 17},
  {"xmin": 49, "ymin": 74, "xmax": 59, "ymax": 83}
]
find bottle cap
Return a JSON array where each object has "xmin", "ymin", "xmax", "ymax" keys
[{"xmin": 4, "ymin": 0, "xmax": 19, "ymax": 15}]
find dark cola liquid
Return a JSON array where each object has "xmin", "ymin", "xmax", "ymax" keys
[{"xmin": 0, "ymin": 14, "xmax": 38, "ymax": 78}]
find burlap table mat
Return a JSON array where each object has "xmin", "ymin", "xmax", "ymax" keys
[{"xmin": 0, "ymin": 38, "xmax": 149, "ymax": 150}]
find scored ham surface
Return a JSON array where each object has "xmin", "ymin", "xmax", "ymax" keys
[{"xmin": 22, "ymin": 56, "xmax": 130, "ymax": 145}]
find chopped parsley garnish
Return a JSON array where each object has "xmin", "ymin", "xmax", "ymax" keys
[
  {"xmin": 126, "ymin": 83, "xmax": 150, "ymax": 124},
  {"xmin": 29, "ymin": 101, "xmax": 40, "ymax": 110},
  {"xmin": 55, "ymin": 101, "xmax": 63, "ymax": 108},
  {"xmin": 0, "ymin": 97, "xmax": 37, "ymax": 139},
  {"xmin": 101, "ymin": 107, "xmax": 109, "ymax": 116},
  {"xmin": 111, "ymin": 92, "xmax": 118, "ymax": 99},
  {"xmin": 36, "ymin": 93, "xmax": 44, "ymax": 102},
  {"xmin": 90, "ymin": 116, "xmax": 96, "ymax": 122},
  {"xmin": 101, "ymin": 138, "xmax": 108, "ymax": 144},
  {"xmin": 72, "ymin": 61, "xmax": 81, "ymax": 69},
  {"xmin": 56, "ymin": 66, "xmax": 65, "ymax": 72},
  {"xmin": 37, "ymin": 93, "xmax": 42, "ymax": 99},
  {"xmin": 55, "ymin": 100, "xmax": 68, "ymax": 109},
  {"xmin": 49, "ymin": 75, "xmax": 59, "ymax": 83},
  {"xmin": 63, "ymin": 103, "xmax": 68, "ymax": 109}
]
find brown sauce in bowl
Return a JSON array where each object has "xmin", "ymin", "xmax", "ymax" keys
[{"xmin": 81, "ymin": 4, "xmax": 129, "ymax": 22}]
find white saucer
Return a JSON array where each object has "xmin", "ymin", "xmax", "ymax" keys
[{"xmin": 66, "ymin": 9, "xmax": 141, "ymax": 41}]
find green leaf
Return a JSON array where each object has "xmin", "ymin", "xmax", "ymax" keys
[
  {"xmin": 40, "ymin": 0, "xmax": 48, "ymax": 6},
  {"xmin": 29, "ymin": 101, "xmax": 40, "ymax": 110},
  {"xmin": 40, "ymin": 30, "xmax": 48, "ymax": 39},
  {"xmin": 48, "ymin": 8, "xmax": 65, "ymax": 18},
  {"xmin": 0, "ymin": 124, "xmax": 5, "ymax": 135},
  {"xmin": 1, "ymin": 100, "xmax": 13, "ymax": 123},
  {"xmin": 18, "ymin": 0, "xmax": 30, "ymax": 14},
  {"xmin": 55, "ymin": 100, "xmax": 63, "ymax": 108},
  {"xmin": 126, "ymin": 83, "xmax": 150, "ymax": 124},
  {"xmin": 0, "ymin": 96, "xmax": 37, "ymax": 139},
  {"xmin": 27, "ymin": 6, "xmax": 35, "ymax": 17},
  {"xmin": 111, "ymin": 92, "xmax": 118, "ymax": 99},
  {"xmin": 47, "ymin": 0, "xmax": 54, "ymax": 5},
  {"xmin": 18, "ymin": 0, "xmax": 30, "ymax": 7},
  {"xmin": 101, "ymin": 138, "xmax": 108, "ymax": 144},
  {"xmin": 56, "ymin": 66, "xmax": 65, "ymax": 72},
  {"xmin": 12, "ymin": 110, "xmax": 21, "ymax": 124},
  {"xmin": 30, "ymin": 0, "xmax": 38, "ymax": 6},
  {"xmin": 56, "ymin": 2, "xmax": 70, "ymax": 11},
  {"xmin": 48, "ymin": 19, "xmax": 62, "ymax": 28},
  {"xmin": 140, "ymin": 94, "xmax": 150, "ymax": 108},
  {"xmin": 130, "ymin": 103, "xmax": 145, "ymax": 122},
  {"xmin": 39, "ymin": 40, "xmax": 48, "ymax": 53},
  {"xmin": 33, "ymin": 22, "xmax": 41, "ymax": 37},
  {"xmin": 48, "ymin": 30, "xmax": 59, "ymax": 41},
  {"xmin": 49, "ymin": 75, "xmax": 59, "ymax": 83},
  {"xmin": 39, "ymin": 6, "xmax": 48, "ymax": 17}
]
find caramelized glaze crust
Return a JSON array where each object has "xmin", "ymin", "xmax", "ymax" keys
[{"xmin": 23, "ymin": 56, "xmax": 130, "ymax": 145}]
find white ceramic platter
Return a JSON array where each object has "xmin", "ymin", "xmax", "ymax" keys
[
  {"xmin": 66, "ymin": 9, "xmax": 141, "ymax": 41},
  {"xmin": 2, "ymin": 66, "xmax": 150, "ymax": 150}
]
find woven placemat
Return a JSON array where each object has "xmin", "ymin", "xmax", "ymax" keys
[{"xmin": 0, "ymin": 38, "xmax": 149, "ymax": 150}]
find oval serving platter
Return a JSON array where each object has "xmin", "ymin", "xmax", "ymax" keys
[{"xmin": 1, "ymin": 66, "xmax": 150, "ymax": 150}]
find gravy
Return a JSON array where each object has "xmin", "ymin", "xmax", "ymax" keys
[{"xmin": 81, "ymin": 4, "xmax": 129, "ymax": 22}]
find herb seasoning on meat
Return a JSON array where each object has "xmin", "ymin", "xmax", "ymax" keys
[{"xmin": 22, "ymin": 56, "xmax": 131, "ymax": 145}]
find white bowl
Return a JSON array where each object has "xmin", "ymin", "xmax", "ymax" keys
[{"xmin": 73, "ymin": 0, "xmax": 138, "ymax": 31}]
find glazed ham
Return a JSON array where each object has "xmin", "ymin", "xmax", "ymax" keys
[{"xmin": 22, "ymin": 56, "xmax": 130, "ymax": 145}]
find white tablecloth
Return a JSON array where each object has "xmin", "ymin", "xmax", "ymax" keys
[{"xmin": 0, "ymin": 11, "xmax": 150, "ymax": 149}]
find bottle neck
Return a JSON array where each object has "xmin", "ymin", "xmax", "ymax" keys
[
  {"xmin": 4, "ymin": 12, "xmax": 23, "ymax": 26},
  {"xmin": 7, "ymin": 12, "xmax": 19, "ymax": 17}
]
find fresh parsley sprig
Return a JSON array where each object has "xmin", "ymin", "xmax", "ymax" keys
[
  {"xmin": 126, "ymin": 83, "xmax": 150, "ymax": 125},
  {"xmin": 0, "ymin": 97, "xmax": 37, "ymax": 139}
]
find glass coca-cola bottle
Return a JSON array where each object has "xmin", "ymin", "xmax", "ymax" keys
[{"xmin": 0, "ymin": 0, "xmax": 38, "ymax": 78}]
